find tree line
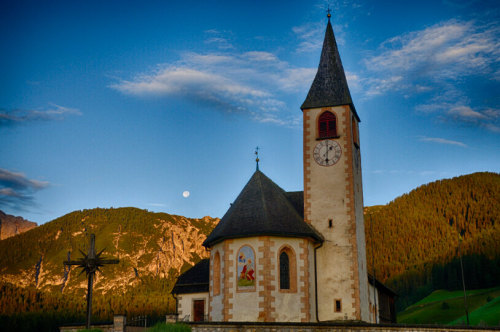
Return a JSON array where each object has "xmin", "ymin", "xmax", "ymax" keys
[{"xmin": 365, "ymin": 172, "xmax": 500, "ymax": 310}]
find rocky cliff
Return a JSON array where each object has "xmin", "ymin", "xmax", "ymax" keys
[{"xmin": 0, "ymin": 210, "xmax": 37, "ymax": 240}]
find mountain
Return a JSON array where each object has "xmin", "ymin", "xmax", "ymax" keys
[
  {"xmin": 0, "ymin": 207, "xmax": 218, "ymax": 322},
  {"xmin": 364, "ymin": 172, "xmax": 500, "ymax": 310},
  {"xmin": 0, "ymin": 210, "xmax": 37, "ymax": 240}
]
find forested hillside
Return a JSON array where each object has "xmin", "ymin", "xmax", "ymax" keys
[
  {"xmin": 365, "ymin": 172, "xmax": 500, "ymax": 310},
  {"xmin": 0, "ymin": 207, "xmax": 218, "ymax": 330}
]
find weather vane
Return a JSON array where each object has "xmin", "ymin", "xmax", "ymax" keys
[
  {"xmin": 255, "ymin": 146, "xmax": 260, "ymax": 171},
  {"xmin": 64, "ymin": 234, "xmax": 119, "ymax": 330}
]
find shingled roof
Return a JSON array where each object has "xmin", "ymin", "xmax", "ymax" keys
[
  {"xmin": 171, "ymin": 259, "xmax": 209, "ymax": 294},
  {"xmin": 301, "ymin": 19, "xmax": 359, "ymax": 121},
  {"xmin": 202, "ymin": 171, "xmax": 323, "ymax": 247}
]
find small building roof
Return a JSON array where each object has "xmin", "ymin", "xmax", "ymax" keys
[
  {"xmin": 171, "ymin": 259, "xmax": 210, "ymax": 295},
  {"xmin": 368, "ymin": 273, "xmax": 397, "ymax": 297},
  {"xmin": 202, "ymin": 170, "xmax": 323, "ymax": 248},
  {"xmin": 301, "ymin": 19, "xmax": 360, "ymax": 121}
]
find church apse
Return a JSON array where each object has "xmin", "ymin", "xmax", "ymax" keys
[{"xmin": 210, "ymin": 237, "xmax": 315, "ymax": 322}]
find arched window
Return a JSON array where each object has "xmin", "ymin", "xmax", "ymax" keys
[
  {"xmin": 213, "ymin": 251, "xmax": 220, "ymax": 296},
  {"xmin": 318, "ymin": 111, "xmax": 337, "ymax": 138},
  {"xmin": 278, "ymin": 246, "xmax": 296, "ymax": 292},
  {"xmin": 279, "ymin": 251, "xmax": 290, "ymax": 289}
]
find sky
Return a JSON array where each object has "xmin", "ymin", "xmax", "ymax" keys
[{"xmin": 1, "ymin": 0, "xmax": 499, "ymax": 225}]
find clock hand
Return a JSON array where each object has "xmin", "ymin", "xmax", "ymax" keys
[{"xmin": 325, "ymin": 140, "xmax": 329, "ymax": 161}]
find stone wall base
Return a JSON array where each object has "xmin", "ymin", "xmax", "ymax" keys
[
  {"xmin": 60, "ymin": 315, "xmax": 126, "ymax": 332},
  {"xmin": 189, "ymin": 322, "xmax": 500, "ymax": 332}
]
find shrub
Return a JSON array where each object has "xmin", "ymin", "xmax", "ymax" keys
[{"xmin": 147, "ymin": 322, "xmax": 191, "ymax": 332}]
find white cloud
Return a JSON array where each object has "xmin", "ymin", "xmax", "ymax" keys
[
  {"xmin": 0, "ymin": 168, "xmax": 49, "ymax": 211},
  {"xmin": 111, "ymin": 49, "xmax": 316, "ymax": 126},
  {"xmin": 243, "ymin": 51, "xmax": 279, "ymax": 62},
  {"xmin": 113, "ymin": 66, "xmax": 269, "ymax": 99},
  {"xmin": 292, "ymin": 22, "xmax": 324, "ymax": 53},
  {"xmin": 359, "ymin": 18, "xmax": 499, "ymax": 133},
  {"xmin": 416, "ymin": 101, "xmax": 499, "ymax": 132},
  {"xmin": 448, "ymin": 105, "xmax": 488, "ymax": 119},
  {"xmin": 204, "ymin": 29, "xmax": 234, "ymax": 50},
  {"xmin": 418, "ymin": 136, "xmax": 467, "ymax": 147},
  {"xmin": 365, "ymin": 20, "xmax": 499, "ymax": 79},
  {"xmin": 276, "ymin": 68, "xmax": 317, "ymax": 91},
  {"xmin": 482, "ymin": 123, "xmax": 500, "ymax": 133},
  {"xmin": 364, "ymin": 76, "xmax": 404, "ymax": 96},
  {"xmin": 183, "ymin": 53, "xmax": 234, "ymax": 65},
  {"xmin": 0, "ymin": 104, "xmax": 81, "ymax": 127}
]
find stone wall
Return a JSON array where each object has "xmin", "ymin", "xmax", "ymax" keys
[
  {"xmin": 190, "ymin": 322, "xmax": 500, "ymax": 332},
  {"xmin": 59, "ymin": 323, "xmax": 113, "ymax": 332},
  {"xmin": 59, "ymin": 315, "xmax": 126, "ymax": 332},
  {"xmin": 177, "ymin": 292, "xmax": 209, "ymax": 321}
]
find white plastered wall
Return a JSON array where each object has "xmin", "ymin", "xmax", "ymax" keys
[
  {"xmin": 177, "ymin": 292, "xmax": 209, "ymax": 321},
  {"xmin": 211, "ymin": 237, "xmax": 316, "ymax": 322},
  {"xmin": 228, "ymin": 237, "xmax": 261, "ymax": 321},
  {"xmin": 351, "ymin": 113, "xmax": 370, "ymax": 322},
  {"xmin": 209, "ymin": 243, "xmax": 224, "ymax": 321}
]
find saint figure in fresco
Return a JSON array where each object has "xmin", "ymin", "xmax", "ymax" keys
[
  {"xmin": 245, "ymin": 258, "xmax": 255, "ymax": 280},
  {"xmin": 237, "ymin": 246, "xmax": 255, "ymax": 288}
]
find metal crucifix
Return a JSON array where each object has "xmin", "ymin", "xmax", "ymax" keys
[{"xmin": 64, "ymin": 233, "xmax": 119, "ymax": 329}]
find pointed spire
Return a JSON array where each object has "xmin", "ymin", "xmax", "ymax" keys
[
  {"xmin": 301, "ymin": 13, "xmax": 358, "ymax": 120},
  {"xmin": 255, "ymin": 147, "xmax": 260, "ymax": 171}
]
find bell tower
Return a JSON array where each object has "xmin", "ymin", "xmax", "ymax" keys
[{"xmin": 301, "ymin": 14, "xmax": 370, "ymax": 322}]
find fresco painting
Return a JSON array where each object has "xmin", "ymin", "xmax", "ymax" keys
[{"xmin": 237, "ymin": 245, "xmax": 255, "ymax": 288}]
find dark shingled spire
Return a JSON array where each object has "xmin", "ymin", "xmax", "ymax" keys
[
  {"xmin": 301, "ymin": 19, "xmax": 359, "ymax": 120},
  {"xmin": 203, "ymin": 170, "xmax": 323, "ymax": 247}
]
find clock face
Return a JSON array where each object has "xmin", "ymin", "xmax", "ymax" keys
[{"xmin": 313, "ymin": 140, "xmax": 342, "ymax": 166}]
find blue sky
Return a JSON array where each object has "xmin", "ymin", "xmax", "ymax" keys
[{"xmin": 1, "ymin": 0, "xmax": 498, "ymax": 225}]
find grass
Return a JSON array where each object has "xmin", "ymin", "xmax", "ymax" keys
[
  {"xmin": 147, "ymin": 322, "xmax": 191, "ymax": 332},
  {"xmin": 237, "ymin": 278, "xmax": 255, "ymax": 287},
  {"xmin": 398, "ymin": 286, "xmax": 500, "ymax": 326},
  {"xmin": 412, "ymin": 288, "xmax": 497, "ymax": 306},
  {"xmin": 450, "ymin": 295, "xmax": 500, "ymax": 327}
]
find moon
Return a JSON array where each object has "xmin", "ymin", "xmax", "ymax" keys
[{"xmin": 182, "ymin": 191, "xmax": 190, "ymax": 198}]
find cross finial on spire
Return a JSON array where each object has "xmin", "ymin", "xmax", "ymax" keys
[
  {"xmin": 255, "ymin": 146, "xmax": 260, "ymax": 171},
  {"xmin": 327, "ymin": 5, "xmax": 332, "ymax": 21}
]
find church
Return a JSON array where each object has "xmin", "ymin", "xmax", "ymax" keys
[{"xmin": 172, "ymin": 14, "xmax": 396, "ymax": 324}]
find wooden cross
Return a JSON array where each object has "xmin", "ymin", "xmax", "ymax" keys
[{"xmin": 64, "ymin": 233, "xmax": 119, "ymax": 329}]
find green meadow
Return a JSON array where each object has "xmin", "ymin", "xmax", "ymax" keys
[{"xmin": 398, "ymin": 286, "xmax": 500, "ymax": 326}]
